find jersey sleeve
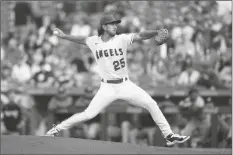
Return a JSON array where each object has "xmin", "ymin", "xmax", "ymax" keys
[
  {"xmin": 85, "ymin": 36, "xmax": 97, "ymax": 50},
  {"xmin": 121, "ymin": 33, "xmax": 136, "ymax": 46}
]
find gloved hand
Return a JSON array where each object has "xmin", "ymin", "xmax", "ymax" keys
[{"xmin": 155, "ymin": 29, "xmax": 169, "ymax": 46}]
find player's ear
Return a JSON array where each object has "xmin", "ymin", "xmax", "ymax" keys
[{"xmin": 102, "ymin": 25, "xmax": 107, "ymax": 31}]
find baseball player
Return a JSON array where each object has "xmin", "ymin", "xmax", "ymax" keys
[{"xmin": 45, "ymin": 14, "xmax": 190, "ymax": 146}]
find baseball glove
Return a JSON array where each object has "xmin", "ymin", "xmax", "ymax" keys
[{"xmin": 154, "ymin": 29, "xmax": 169, "ymax": 46}]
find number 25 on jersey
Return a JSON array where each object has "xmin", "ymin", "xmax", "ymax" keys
[{"xmin": 113, "ymin": 58, "xmax": 125, "ymax": 71}]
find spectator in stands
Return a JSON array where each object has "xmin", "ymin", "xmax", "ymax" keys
[
  {"xmin": 175, "ymin": 33, "xmax": 196, "ymax": 59},
  {"xmin": 1, "ymin": 92, "xmax": 10, "ymax": 106},
  {"xmin": 44, "ymin": 43, "xmax": 60, "ymax": 68},
  {"xmin": 192, "ymin": 30, "xmax": 208, "ymax": 59},
  {"xmin": 71, "ymin": 57, "xmax": 88, "ymax": 73},
  {"xmin": 197, "ymin": 67, "xmax": 226, "ymax": 89},
  {"xmin": 48, "ymin": 86, "xmax": 73, "ymax": 113},
  {"xmin": 0, "ymin": 90, "xmax": 9, "ymax": 134},
  {"xmin": 7, "ymin": 35, "xmax": 19, "ymax": 53},
  {"xmin": 1, "ymin": 33, "xmax": 5, "ymax": 61},
  {"xmin": 24, "ymin": 32, "xmax": 39, "ymax": 52},
  {"xmin": 177, "ymin": 58, "xmax": 200, "ymax": 87},
  {"xmin": 173, "ymin": 36, "xmax": 187, "ymax": 60},
  {"xmin": 164, "ymin": 53, "xmax": 183, "ymax": 86},
  {"xmin": 214, "ymin": 54, "xmax": 232, "ymax": 88},
  {"xmin": 31, "ymin": 61, "xmax": 54, "ymax": 88},
  {"xmin": 128, "ymin": 50, "xmax": 144, "ymax": 83},
  {"xmin": 5, "ymin": 35, "xmax": 25, "ymax": 65},
  {"xmin": 1, "ymin": 101, "xmax": 23, "ymax": 135},
  {"xmin": 56, "ymin": 65, "xmax": 76, "ymax": 88},
  {"xmin": 210, "ymin": 21, "xmax": 227, "ymax": 54},
  {"xmin": 11, "ymin": 54, "xmax": 32, "ymax": 84},
  {"xmin": 2, "ymin": 88, "xmax": 29, "ymax": 135},
  {"xmin": 179, "ymin": 88, "xmax": 210, "ymax": 148},
  {"xmin": 23, "ymin": 32, "xmax": 40, "ymax": 65},
  {"xmin": 171, "ymin": 23, "xmax": 183, "ymax": 45},
  {"xmin": 150, "ymin": 56, "xmax": 168, "ymax": 85},
  {"xmin": 34, "ymin": 40, "xmax": 56, "ymax": 67},
  {"xmin": 70, "ymin": 14, "xmax": 91, "ymax": 37},
  {"xmin": 1, "ymin": 63, "xmax": 14, "ymax": 90},
  {"xmin": 183, "ymin": 21, "xmax": 195, "ymax": 42},
  {"xmin": 31, "ymin": 50, "xmax": 44, "ymax": 75},
  {"xmin": 53, "ymin": 60, "xmax": 76, "ymax": 88},
  {"xmin": 216, "ymin": 114, "xmax": 232, "ymax": 148},
  {"xmin": 37, "ymin": 15, "xmax": 54, "ymax": 46},
  {"xmin": 6, "ymin": 88, "xmax": 20, "ymax": 106}
]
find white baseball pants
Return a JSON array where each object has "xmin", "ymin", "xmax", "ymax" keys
[{"xmin": 57, "ymin": 80, "xmax": 173, "ymax": 138}]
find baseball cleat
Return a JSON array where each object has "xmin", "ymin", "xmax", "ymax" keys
[
  {"xmin": 165, "ymin": 133, "xmax": 190, "ymax": 146},
  {"xmin": 45, "ymin": 124, "xmax": 60, "ymax": 137}
]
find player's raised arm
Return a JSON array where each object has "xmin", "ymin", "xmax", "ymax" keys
[
  {"xmin": 133, "ymin": 29, "xmax": 169, "ymax": 46},
  {"xmin": 53, "ymin": 28, "xmax": 87, "ymax": 45}
]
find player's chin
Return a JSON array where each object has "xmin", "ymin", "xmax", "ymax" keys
[{"xmin": 110, "ymin": 31, "xmax": 117, "ymax": 36}]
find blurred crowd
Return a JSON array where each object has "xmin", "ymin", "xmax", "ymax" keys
[
  {"xmin": 0, "ymin": 1, "xmax": 232, "ymax": 148},
  {"xmin": 1, "ymin": 1, "xmax": 232, "ymax": 90}
]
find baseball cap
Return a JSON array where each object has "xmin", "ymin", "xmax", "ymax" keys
[{"xmin": 100, "ymin": 14, "xmax": 121, "ymax": 26}]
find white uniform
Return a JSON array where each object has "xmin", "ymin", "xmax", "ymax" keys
[
  {"xmin": 86, "ymin": 33, "xmax": 134, "ymax": 80},
  {"xmin": 57, "ymin": 33, "xmax": 173, "ymax": 138}
]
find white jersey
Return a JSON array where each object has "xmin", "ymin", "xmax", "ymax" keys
[
  {"xmin": 53, "ymin": 33, "xmax": 175, "ymax": 140},
  {"xmin": 85, "ymin": 33, "xmax": 135, "ymax": 80}
]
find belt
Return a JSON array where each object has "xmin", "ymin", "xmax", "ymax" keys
[{"xmin": 101, "ymin": 77, "xmax": 128, "ymax": 84}]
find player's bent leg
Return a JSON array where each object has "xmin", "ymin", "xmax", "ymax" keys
[
  {"xmin": 45, "ymin": 83, "xmax": 117, "ymax": 137},
  {"xmin": 119, "ymin": 81, "xmax": 172, "ymax": 137},
  {"xmin": 119, "ymin": 81, "xmax": 190, "ymax": 146}
]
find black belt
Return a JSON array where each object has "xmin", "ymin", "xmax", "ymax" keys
[{"xmin": 101, "ymin": 77, "xmax": 128, "ymax": 84}]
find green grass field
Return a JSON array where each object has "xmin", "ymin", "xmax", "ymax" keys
[{"xmin": 1, "ymin": 135, "xmax": 231, "ymax": 154}]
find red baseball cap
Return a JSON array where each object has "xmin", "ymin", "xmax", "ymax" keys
[{"xmin": 100, "ymin": 14, "xmax": 121, "ymax": 26}]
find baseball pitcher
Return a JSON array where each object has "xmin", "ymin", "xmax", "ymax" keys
[{"xmin": 45, "ymin": 14, "xmax": 190, "ymax": 146}]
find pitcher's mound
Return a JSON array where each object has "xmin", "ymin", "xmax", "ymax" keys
[{"xmin": 1, "ymin": 135, "xmax": 231, "ymax": 154}]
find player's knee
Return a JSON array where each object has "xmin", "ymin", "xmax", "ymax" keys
[{"xmin": 144, "ymin": 100, "xmax": 158, "ymax": 111}]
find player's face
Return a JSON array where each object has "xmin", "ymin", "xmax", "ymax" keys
[{"xmin": 104, "ymin": 23, "xmax": 118, "ymax": 36}]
